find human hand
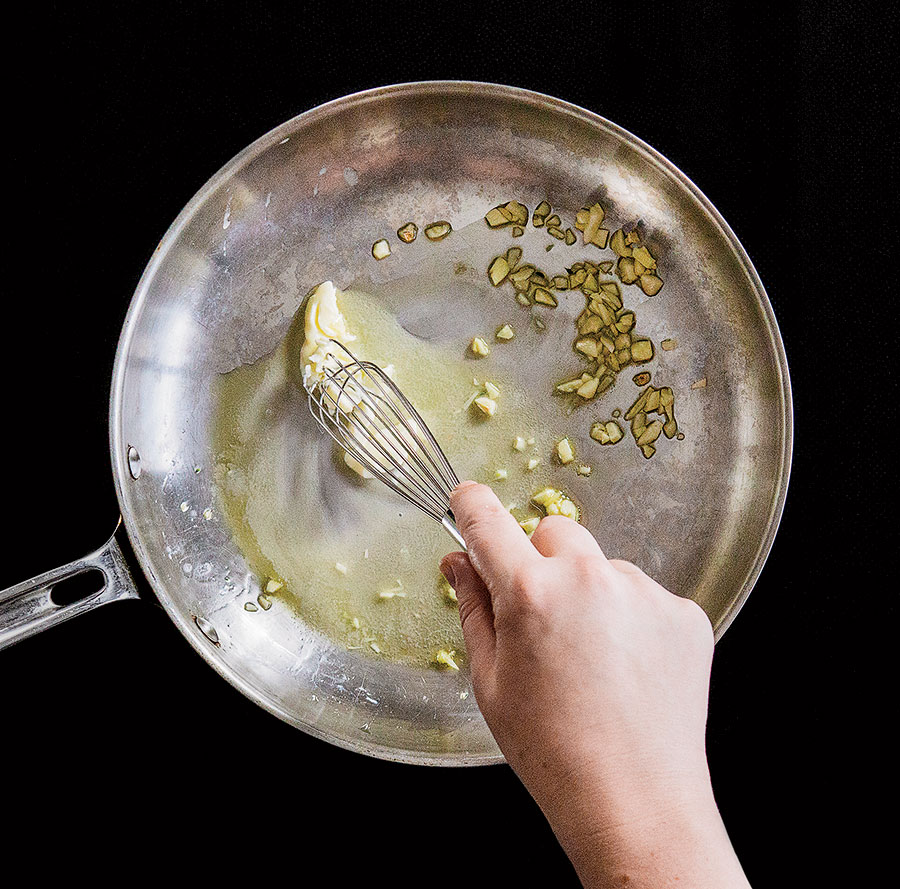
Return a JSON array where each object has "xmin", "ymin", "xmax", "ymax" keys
[{"xmin": 440, "ymin": 481, "xmax": 750, "ymax": 888}]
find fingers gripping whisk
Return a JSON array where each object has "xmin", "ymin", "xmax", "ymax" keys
[{"xmin": 304, "ymin": 340, "xmax": 466, "ymax": 550}]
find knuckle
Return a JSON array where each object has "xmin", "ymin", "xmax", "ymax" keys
[
  {"xmin": 608, "ymin": 558, "xmax": 643, "ymax": 576},
  {"xmin": 669, "ymin": 595, "xmax": 714, "ymax": 654},
  {"xmin": 681, "ymin": 596, "xmax": 714, "ymax": 639},
  {"xmin": 535, "ymin": 514, "xmax": 570, "ymax": 535},
  {"xmin": 572, "ymin": 554, "xmax": 604, "ymax": 587},
  {"xmin": 499, "ymin": 568, "xmax": 549, "ymax": 620}
]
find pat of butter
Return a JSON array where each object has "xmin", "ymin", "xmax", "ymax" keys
[
  {"xmin": 300, "ymin": 281, "xmax": 356, "ymax": 382},
  {"xmin": 301, "ymin": 282, "xmax": 397, "ymax": 479}
]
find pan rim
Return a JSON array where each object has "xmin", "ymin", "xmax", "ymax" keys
[{"xmin": 108, "ymin": 80, "xmax": 793, "ymax": 762}]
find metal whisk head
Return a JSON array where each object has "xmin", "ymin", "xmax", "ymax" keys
[{"xmin": 304, "ymin": 340, "xmax": 466, "ymax": 550}]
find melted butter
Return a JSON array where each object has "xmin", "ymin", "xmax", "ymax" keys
[{"xmin": 213, "ymin": 278, "xmax": 562, "ymax": 667}]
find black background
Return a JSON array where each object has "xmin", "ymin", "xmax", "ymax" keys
[{"xmin": 5, "ymin": 3, "xmax": 891, "ymax": 884}]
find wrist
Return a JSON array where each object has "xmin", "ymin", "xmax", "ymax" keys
[
  {"xmin": 517, "ymin": 750, "xmax": 747, "ymax": 888},
  {"xmin": 549, "ymin": 779, "xmax": 747, "ymax": 889}
]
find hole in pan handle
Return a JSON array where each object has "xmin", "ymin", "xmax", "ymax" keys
[{"xmin": 0, "ymin": 519, "xmax": 140, "ymax": 651}]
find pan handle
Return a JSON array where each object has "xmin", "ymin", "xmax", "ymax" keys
[{"xmin": 0, "ymin": 520, "xmax": 140, "ymax": 651}]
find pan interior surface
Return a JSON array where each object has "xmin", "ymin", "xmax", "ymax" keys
[{"xmin": 110, "ymin": 83, "xmax": 791, "ymax": 764}]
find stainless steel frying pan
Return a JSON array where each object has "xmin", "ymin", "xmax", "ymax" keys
[{"xmin": 0, "ymin": 82, "xmax": 792, "ymax": 765}]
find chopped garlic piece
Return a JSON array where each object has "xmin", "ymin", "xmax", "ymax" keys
[
  {"xmin": 440, "ymin": 576, "xmax": 458, "ymax": 603},
  {"xmin": 396, "ymin": 222, "xmax": 417, "ymax": 243},
  {"xmin": 474, "ymin": 396, "xmax": 497, "ymax": 416},
  {"xmin": 372, "ymin": 239, "xmax": 391, "ymax": 260},
  {"xmin": 590, "ymin": 420, "xmax": 624, "ymax": 445},
  {"xmin": 470, "ymin": 337, "xmax": 491, "ymax": 357},
  {"xmin": 484, "ymin": 207, "xmax": 510, "ymax": 228},
  {"xmin": 377, "ymin": 579, "xmax": 405, "ymax": 600},
  {"xmin": 265, "ymin": 579, "xmax": 283, "ymax": 594},
  {"xmin": 462, "ymin": 389, "xmax": 480, "ymax": 410},
  {"xmin": 532, "ymin": 487, "xmax": 580, "ymax": 522},
  {"xmin": 519, "ymin": 517, "xmax": 540, "ymax": 535},
  {"xmin": 513, "ymin": 436, "xmax": 527, "ymax": 451},
  {"xmin": 576, "ymin": 465, "xmax": 592, "ymax": 476},
  {"xmin": 527, "ymin": 457, "xmax": 540, "ymax": 470},
  {"xmin": 484, "ymin": 381, "xmax": 501, "ymax": 399},
  {"xmin": 576, "ymin": 376, "xmax": 600, "ymax": 399},
  {"xmin": 639, "ymin": 274, "xmax": 664, "ymax": 296},
  {"xmin": 424, "ymin": 221, "xmax": 452, "ymax": 241},
  {"xmin": 632, "ymin": 245, "xmax": 656, "ymax": 269},
  {"xmin": 435, "ymin": 649, "xmax": 460, "ymax": 670},
  {"xmin": 556, "ymin": 438, "xmax": 575, "ymax": 464},
  {"xmin": 495, "ymin": 324, "xmax": 515, "ymax": 340},
  {"xmin": 494, "ymin": 468, "xmax": 508, "ymax": 480},
  {"xmin": 488, "ymin": 256, "xmax": 510, "ymax": 286},
  {"xmin": 631, "ymin": 339, "xmax": 654, "ymax": 363},
  {"xmin": 558, "ymin": 373, "xmax": 593, "ymax": 393},
  {"xmin": 335, "ymin": 562, "xmax": 348, "ymax": 575}
]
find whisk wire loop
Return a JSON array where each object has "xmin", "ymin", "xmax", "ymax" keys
[
  {"xmin": 318, "ymin": 360, "xmax": 450, "ymax": 518},
  {"xmin": 305, "ymin": 341, "xmax": 463, "ymax": 544}
]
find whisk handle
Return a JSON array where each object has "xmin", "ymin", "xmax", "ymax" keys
[{"xmin": 441, "ymin": 511, "xmax": 467, "ymax": 552}]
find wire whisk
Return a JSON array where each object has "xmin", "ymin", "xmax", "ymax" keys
[{"xmin": 304, "ymin": 340, "xmax": 466, "ymax": 550}]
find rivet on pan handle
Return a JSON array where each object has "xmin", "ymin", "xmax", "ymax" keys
[{"xmin": 0, "ymin": 519, "xmax": 140, "ymax": 651}]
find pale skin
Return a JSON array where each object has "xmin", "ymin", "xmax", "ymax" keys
[{"xmin": 440, "ymin": 481, "xmax": 751, "ymax": 889}]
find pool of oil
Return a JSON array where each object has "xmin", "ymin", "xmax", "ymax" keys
[{"xmin": 212, "ymin": 246, "xmax": 573, "ymax": 667}]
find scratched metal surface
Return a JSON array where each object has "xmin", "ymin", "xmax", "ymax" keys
[{"xmin": 109, "ymin": 82, "xmax": 791, "ymax": 764}]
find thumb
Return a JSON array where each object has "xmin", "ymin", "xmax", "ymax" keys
[{"xmin": 441, "ymin": 551, "xmax": 495, "ymax": 678}]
